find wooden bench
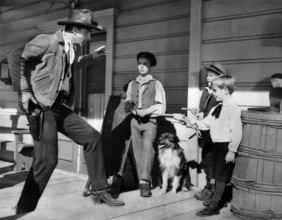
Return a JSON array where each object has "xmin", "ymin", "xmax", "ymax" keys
[{"xmin": 0, "ymin": 110, "xmax": 34, "ymax": 172}]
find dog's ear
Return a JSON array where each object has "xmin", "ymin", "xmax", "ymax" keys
[
  {"xmin": 168, "ymin": 133, "xmax": 179, "ymax": 143},
  {"xmin": 174, "ymin": 135, "xmax": 180, "ymax": 143}
]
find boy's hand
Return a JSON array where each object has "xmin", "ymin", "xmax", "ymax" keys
[
  {"xmin": 136, "ymin": 109, "xmax": 151, "ymax": 117},
  {"xmin": 197, "ymin": 112, "xmax": 204, "ymax": 120},
  {"xmin": 225, "ymin": 151, "xmax": 235, "ymax": 163},
  {"xmin": 173, "ymin": 113, "xmax": 193, "ymax": 126},
  {"xmin": 173, "ymin": 113, "xmax": 185, "ymax": 121},
  {"xmin": 191, "ymin": 109, "xmax": 204, "ymax": 120},
  {"xmin": 191, "ymin": 108, "xmax": 199, "ymax": 115}
]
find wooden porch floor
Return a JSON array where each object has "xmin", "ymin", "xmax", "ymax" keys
[{"xmin": 0, "ymin": 167, "xmax": 241, "ymax": 220}]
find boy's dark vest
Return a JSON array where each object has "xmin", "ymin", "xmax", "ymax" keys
[{"xmin": 131, "ymin": 79, "xmax": 156, "ymax": 109}]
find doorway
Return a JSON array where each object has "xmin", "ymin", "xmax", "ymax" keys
[{"xmin": 79, "ymin": 32, "xmax": 107, "ymax": 174}]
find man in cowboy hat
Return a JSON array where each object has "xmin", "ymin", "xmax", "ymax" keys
[{"xmin": 15, "ymin": 9, "xmax": 124, "ymax": 215}]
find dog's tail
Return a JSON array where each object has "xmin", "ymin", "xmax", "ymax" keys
[{"xmin": 186, "ymin": 160, "xmax": 202, "ymax": 174}]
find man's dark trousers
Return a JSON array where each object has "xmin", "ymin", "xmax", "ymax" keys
[{"xmin": 17, "ymin": 103, "xmax": 109, "ymax": 211}]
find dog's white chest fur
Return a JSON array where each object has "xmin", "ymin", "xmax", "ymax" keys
[{"xmin": 159, "ymin": 148, "xmax": 181, "ymax": 177}]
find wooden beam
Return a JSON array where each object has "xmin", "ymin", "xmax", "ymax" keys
[
  {"xmin": 187, "ymin": 0, "xmax": 203, "ymax": 188},
  {"xmin": 187, "ymin": 0, "xmax": 202, "ymax": 109}
]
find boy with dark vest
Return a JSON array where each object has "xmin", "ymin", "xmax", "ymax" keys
[
  {"xmin": 125, "ymin": 52, "xmax": 166, "ymax": 197},
  {"xmin": 194, "ymin": 63, "xmax": 226, "ymax": 201}
]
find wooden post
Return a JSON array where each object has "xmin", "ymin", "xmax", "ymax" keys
[{"xmin": 187, "ymin": 0, "xmax": 203, "ymax": 188}]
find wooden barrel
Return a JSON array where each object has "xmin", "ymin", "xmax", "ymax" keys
[{"xmin": 231, "ymin": 110, "xmax": 282, "ymax": 220}]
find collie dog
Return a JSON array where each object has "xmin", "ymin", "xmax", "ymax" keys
[{"xmin": 158, "ymin": 132, "xmax": 190, "ymax": 195}]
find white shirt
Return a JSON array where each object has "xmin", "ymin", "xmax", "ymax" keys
[
  {"xmin": 126, "ymin": 74, "xmax": 166, "ymax": 116},
  {"xmin": 193, "ymin": 100, "xmax": 242, "ymax": 152},
  {"xmin": 62, "ymin": 30, "xmax": 75, "ymax": 64}
]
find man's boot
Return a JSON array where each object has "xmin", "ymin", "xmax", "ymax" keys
[{"xmin": 91, "ymin": 189, "xmax": 125, "ymax": 206}]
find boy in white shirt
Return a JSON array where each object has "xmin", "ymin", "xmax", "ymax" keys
[
  {"xmin": 174, "ymin": 75, "xmax": 242, "ymax": 216},
  {"xmin": 125, "ymin": 52, "xmax": 166, "ymax": 197}
]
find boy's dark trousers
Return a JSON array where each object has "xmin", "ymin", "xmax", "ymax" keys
[
  {"xmin": 17, "ymin": 103, "xmax": 109, "ymax": 212},
  {"xmin": 201, "ymin": 143, "xmax": 214, "ymax": 183},
  {"xmin": 211, "ymin": 142, "xmax": 235, "ymax": 204}
]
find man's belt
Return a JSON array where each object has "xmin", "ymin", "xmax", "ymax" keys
[{"xmin": 54, "ymin": 90, "xmax": 68, "ymax": 106}]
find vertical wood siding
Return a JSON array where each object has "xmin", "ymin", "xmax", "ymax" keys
[
  {"xmin": 0, "ymin": 0, "xmax": 190, "ymax": 114},
  {"xmin": 202, "ymin": 0, "xmax": 282, "ymax": 108},
  {"xmin": 113, "ymin": 0, "xmax": 190, "ymax": 113}
]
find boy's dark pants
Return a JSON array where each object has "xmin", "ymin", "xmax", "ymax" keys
[
  {"xmin": 202, "ymin": 143, "xmax": 214, "ymax": 183},
  {"xmin": 211, "ymin": 142, "xmax": 235, "ymax": 203},
  {"xmin": 199, "ymin": 130, "xmax": 214, "ymax": 184},
  {"xmin": 17, "ymin": 104, "xmax": 108, "ymax": 211}
]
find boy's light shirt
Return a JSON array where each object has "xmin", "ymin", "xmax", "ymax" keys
[
  {"xmin": 126, "ymin": 74, "xmax": 166, "ymax": 116},
  {"xmin": 62, "ymin": 30, "xmax": 75, "ymax": 64},
  {"xmin": 192, "ymin": 99, "xmax": 242, "ymax": 152}
]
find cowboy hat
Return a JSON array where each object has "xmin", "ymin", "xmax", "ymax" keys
[
  {"xmin": 58, "ymin": 9, "xmax": 102, "ymax": 31},
  {"xmin": 205, "ymin": 62, "xmax": 227, "ymax": 75}
]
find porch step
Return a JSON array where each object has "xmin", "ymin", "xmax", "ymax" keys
[
  {"xmin": 0, "ymin": 160, "xmax": 14, "ymax": 168},
  {"xmin": 0, "ymin": 141, "xmax": 34, "ymax": 163},
  {"xmin": 0, "ymin": 140, "xmax": 34, "ymax": 171}
]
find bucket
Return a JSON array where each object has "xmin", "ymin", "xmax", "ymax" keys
[{"xmin": 231, "ymin": 110, "xmax": 282, "ymax": 220}]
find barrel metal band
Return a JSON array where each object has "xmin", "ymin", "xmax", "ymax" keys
[
  {"xmin": 242, "ymin": 117, "xmax": 282, "ymax": 129},
  {"xmin": 238, "ymin": 145, "xmax": 282, "ymax": 162},
  {"xmin": 231, "ymin": 205, "xmax": 282, "ymax": 220}
]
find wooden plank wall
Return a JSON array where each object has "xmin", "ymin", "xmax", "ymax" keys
[
  {"xmin": 0, "ymin": 0, "xmax": 190, "ymax": 114},
  {"xmin": 0, "ymin": 0, "xmax": 69, "ymax": 109},
  {"xmin": 2, "ymin": 0, "xmax": 282, "ymax": 112},
  {"xmin": 202, "ymin": 0, "xmax": 282, "ymax": 108},
  {"xmin": 113, "ymin": 0, "xmax": 190, "ymax": 113}
]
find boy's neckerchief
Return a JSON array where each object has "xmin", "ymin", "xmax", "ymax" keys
[{"xmin": 211, "ymin": 103, "xmax": 223, "ymax": 119}]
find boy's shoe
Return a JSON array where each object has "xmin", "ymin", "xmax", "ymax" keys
[
  {"xmin": 203, "ymin": 199, "xmax": 211, "ymax": 207},
  {"xmin": 195, "ymin": 184, "xmax": 215, "ymax": 201},
  {"xmin": 140, "ymin": 182, "xmax": 152, "ymax": 197},
  {"xmin": 196, "ymin": 200, "xmax": 220, "ymax": 217},
  {"xmin": 203, "ymin": 184, "xmax": 232, "ymax": 208},
  {"xmin": 203, "ymin": 199, "xmax": 227, "ymax": 208},
  {"xmin": 196, "ymin": 206, "xmax": 220, "ymax": 216},
  {"xmin": 15, "ymin": 207, "xmax": 31, "ymax": 215}
]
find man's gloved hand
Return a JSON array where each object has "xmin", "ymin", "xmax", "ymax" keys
[
  {"xmin": 94, "ymin": 45, "xmax": 107, "ymax": 57},
  {"xmin": 20, "ymin": 92, "xmax": 38, "ymax": 114}
]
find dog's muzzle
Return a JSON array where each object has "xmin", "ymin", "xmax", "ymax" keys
[{"xmin": 158, "ymin": 144, "xmax": 167, "ymax": 149}]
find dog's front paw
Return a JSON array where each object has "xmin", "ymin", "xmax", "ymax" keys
[
  {"xmin": 159, "ymin": 189, "xmax": 166, "ymax": 195},
  {"xmin": 181, "ymin": 186, "xmax": 190, "ymax": 192},
  {"xmin": 169, "ymin": 189, "xmax": 177, "ymax": 195}
]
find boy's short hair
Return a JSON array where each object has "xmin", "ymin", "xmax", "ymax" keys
[
  {"xmin": 211, "ymin": 74, "xmax": 236, "ymax": 94},
  {"xmin": 137, "ymin": 52, "xmax": 157, "ymax": 67},
  {"xmin": 270, "ymin": 73, "xmax": 282, "ymax": 88}
]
